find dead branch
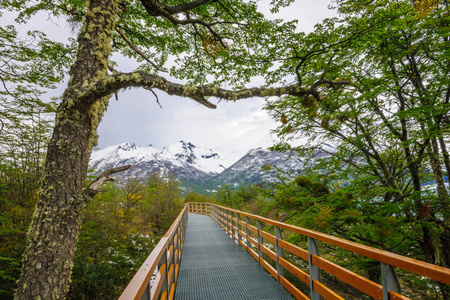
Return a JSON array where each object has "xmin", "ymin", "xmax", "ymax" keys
[{"xmin": 84, "ymin": 165, "xmax": 131, "ymax": 198}]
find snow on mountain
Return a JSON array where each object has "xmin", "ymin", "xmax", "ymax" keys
[
  {"xmin": 157, "ymin": 141, "xmax": 239, "ymax": 174},
  {"xmin": 204, "ymin": 147, "xmax": 304, "ymax": 188},
  {"xmin": 89, "ymin": 141, "xmax": 242, "ymax": 183},
  {"xmin": 90, "ymin": 142, "xmax": 159, "ymax": 170}
]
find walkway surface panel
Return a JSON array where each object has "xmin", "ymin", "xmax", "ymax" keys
[{"xmin": 175, "ymin": 213, "xmax": 293, "ymax": 300}]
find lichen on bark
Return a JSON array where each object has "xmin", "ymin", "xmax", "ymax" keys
[{"xmin": 14, "ymin": 0, "xmax": 119, "ymax": 299}]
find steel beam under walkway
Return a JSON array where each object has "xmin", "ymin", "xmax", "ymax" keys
[{"xmin": 175, "ymin": 213, "xmax": 293, "ymax": 300}]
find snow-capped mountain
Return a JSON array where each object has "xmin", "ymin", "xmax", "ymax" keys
[
  {"xmin": 89, "ymin": 140, "xmax": 312, "ymax": 192},
  {"xmin": 203, "ymin": 147, "xmax": 304, "ymax": 188},
  {"xmin": 90, "ymin": 141, "xmax": 241, "ymax": 183}
]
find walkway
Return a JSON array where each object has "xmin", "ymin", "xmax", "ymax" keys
[{"xmin": 175, "ymin": 213, "xmax": 293, "ymax": 300}]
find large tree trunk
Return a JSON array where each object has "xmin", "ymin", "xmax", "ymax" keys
[
  {"xmin": 14, "ymin": 114, "xmax": 93, "ymax": 299},
  {"xmin": 14, "ymin": 0, "xmax": 118, "ymax": 298}
]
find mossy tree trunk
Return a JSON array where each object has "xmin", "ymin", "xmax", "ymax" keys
[{"xmin": 14, "ymin": 0, "xmax": 118, "ymax": 298}]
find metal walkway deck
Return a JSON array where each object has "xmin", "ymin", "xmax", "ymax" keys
[{"xmin": 175, "ymin": 213, "xmax": 292, "ymax": 300}]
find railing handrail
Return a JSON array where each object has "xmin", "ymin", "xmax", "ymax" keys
[
  {"xmin": 202, "ymin": 202, "xmax": 450, "ymax": 300},
  {"xmin": 119, "ymin": 202, "xmax": 449, "ymax": 300},
  {"xmin": 118, "ymin": 205, "xmax": 188, "ymax": 300},
  {"xmin": 209, "ymin": 203, "xmax": 450, "ymax": 285}
]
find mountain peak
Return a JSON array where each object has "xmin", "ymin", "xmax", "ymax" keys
[
  {"xmin": 179, "ymin": 140, "xmax": 196, "ymax": 150},
  {"xmin": 89, "ymin": 140, "xmax": 309, "ymax": 193},
  {"xmin": 90, "ymin": 141, "xmax": 242, "ymax": 182},
  {"xmin": 118, "ymin": 142, "xmax": 136, "ymax": 151}
]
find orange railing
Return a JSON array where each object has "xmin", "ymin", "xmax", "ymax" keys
[
  {"xmin": 119, "ymin": 205, "xmax": 188, "ymax": 300},
  {"xmin": 204, "ymin": 202, "xmax": 450, "ymax": 300},
  {"xmin": 119, "ymin": 202, "xmax": 450, "ymax": 300}
]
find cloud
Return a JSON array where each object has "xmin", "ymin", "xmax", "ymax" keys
[{"xmin": 96, "ymin": 86, "xmax": 277, "ymax": 154}]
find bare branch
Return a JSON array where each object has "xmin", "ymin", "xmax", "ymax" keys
[
  {"xmin": 115, "ymin": 27, "xmax": 161, "ymax": 71},
  {"xmin": 144, "ymin": 87, "xmax": 162, "ymax": 108},
  {"xmin": 0, "ymin": 77, "xmax": 13, "ymax": 97},
  {"xmin": 140, "ymin": 0, "xmax": 226, "ymax": 48},
  {"xmin": 84, "ymin": 165, "xmax": 131, "ymax": 198}
]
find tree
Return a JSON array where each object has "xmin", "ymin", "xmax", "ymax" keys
[
  {"xmin": 68, "ymin": 174, "xmax": 180, "ymax": 300},
  {"xmin": 184, "ymin": 191, "xmax": 215, "ymax": 203},
  {"xmin": 216, "ymin": 184, "xmax": 234, "ymax": 207},
  {"xmin": 265, "ymin": 0, "xmax": 450, "ymax": 297},
  {"xmin": 141, "ymin": 172, "xmax": 183, "ymax": 232},
  {"xmin": 0, "ymin": 103, "xmax": 57, "ymax": 300},
  {"xmin": 0, "ymin": 11, "xmax": 72, "ymax": 201},
  {"xmin": 0, "ymin": 13, "xmax": 74, "ymax": 300},
  {"xmin": 2, "ymin": 0, "xmax": 345, "ymax": 298}
]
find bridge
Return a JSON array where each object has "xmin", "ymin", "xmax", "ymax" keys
[{"xmin": 119, "ymin": 203, "xmax": 450, "ymax": 300}]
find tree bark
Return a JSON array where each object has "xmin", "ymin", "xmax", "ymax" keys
[
  {"xmin": 14, "ymin": 0, "xmax": 119, "ymax": 298},
  {"xmin": 439, "ymin": 136, "xmax": 450, "ymax": 180},
  {"xmin": 428, "ymin": 137, "xmax": 449, "ymax": 200}
]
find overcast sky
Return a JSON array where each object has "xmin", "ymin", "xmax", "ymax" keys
[{"xmin": 3, "ymin": 0, "xmax": 335, "ymax": 154}]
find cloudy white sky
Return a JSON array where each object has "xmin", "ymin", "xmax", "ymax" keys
[{"xmin": 3, "ymin": 0, "xmax": 335, "ymax": 154}]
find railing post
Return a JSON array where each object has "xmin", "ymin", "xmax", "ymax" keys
[
  {"xmin": 141, "ymin": 281, "xmax": 151, "ymax": 300},
  {"xmin": 226, "ymin": 209, "xmax": 231, "ymax": 234},
  {"xmin": 172, "ymin": 223, "xmax": 180, "ymax": 299},
  {"xmin": 245, "ymin": 216, "xmax": 251, "ymax": 251},
  {"xmin": 223, "ymin": 207, "xmax": 227, "ymax": 228},
  {"xmin": 220, "ymin": 207, "xmax": 225, "ymax": 228},
  {"xmin": 229, "ymin": 209, "xmax": 233, "ymax": 237},
  {"xmin": 308, "ymin": 237, "xmax": 321, "ymax": 300},
  {"xmin": 224, "ymin": 208, "xmax": 228, "ymax": 228},
  {"xmin": 174, "ymin": 225, "xmax": 178, "ymax": 267},
  {"xmin": 157, "ymin": 246, "xmax": 169, "ymax": 299},
  {"xmin": 257, "ymin": 220, "xmax": 263, "ymax": 263},
  {"xmin": 237, "ymin": 213, "xmax": 242, "ymax": 244},
  {"xmin": 231, "ymin": 211, "xmax": 236, "ymax": 238},
  {"xmin": 275, "ymin": 226, "xmax": 284, "ymax": 282},
  {"xmin": 183, "ymin": 208, "xmax": 188, "ymax": 241},
  {"xmin": 216, "ymin": 206, "xmax": 220, "ymax": 223},
  {"xmin": 168, "ymin": 236, "xmax": 175, "ymax": 297},
  {"xmin": 381, "ymin": 263, "xmax": 401, "ymax": 300}
]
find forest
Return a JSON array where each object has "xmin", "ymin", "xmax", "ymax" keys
[{"xmin": 0, "ymin": 0, "xmax": 449, "ymax": 299}]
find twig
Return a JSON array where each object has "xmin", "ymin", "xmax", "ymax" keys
[
  {"xmin": 115, "ymin": 28, "xmax": 161, "ymax": 71},
  {"xmin": 144, "ymin": 87, "xmax": 162, "ymax": 108}
]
